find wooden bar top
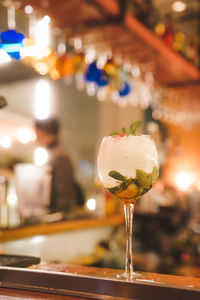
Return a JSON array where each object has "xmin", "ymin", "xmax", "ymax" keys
[
  {"xmin": 0, "ymin": 263, "xmax": 200, "ymax": 299},
  {"xmin": 0, "ymin": 287, "xmax": 91, "ymax": 300},
  {"xmin": 30, "ymin": 263, "xmax": 200, "ymax": 290}
]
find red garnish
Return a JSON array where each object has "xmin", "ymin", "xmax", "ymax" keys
[{"xmin": 115, "ymin": 133, "xmax": 125, "ymax": 138}]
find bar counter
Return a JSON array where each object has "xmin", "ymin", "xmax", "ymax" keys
[{"xmin": 0, "ymin": 263, "xmax": 200, "ymax": 299}]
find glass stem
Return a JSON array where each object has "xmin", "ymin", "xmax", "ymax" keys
[{"xmin": 123, "ymin": 202, "xmax": 134, "ymax": 278}]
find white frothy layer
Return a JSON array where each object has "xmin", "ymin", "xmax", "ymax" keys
[{"xmin": 97, "ymin": 135, "xmax": 159, "ymax": 188}]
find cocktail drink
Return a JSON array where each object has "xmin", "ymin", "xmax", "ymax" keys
[{"xmin": 97, "ymin": 122, "xmax": 159, "ymax": 279}]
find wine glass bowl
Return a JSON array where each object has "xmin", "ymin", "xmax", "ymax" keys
[{"xmin": 97, "ymin": 134, "xmax": 159, "ymax": 279}]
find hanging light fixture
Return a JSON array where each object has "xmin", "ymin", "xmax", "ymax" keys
[{"xmin": 0, "ymin": 1, "xmax": 25, "ymax": 60}]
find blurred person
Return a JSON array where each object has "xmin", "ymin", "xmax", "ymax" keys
[{"xmin": 35, "ymin": 117, "xmax": 84, "ymax": 214}]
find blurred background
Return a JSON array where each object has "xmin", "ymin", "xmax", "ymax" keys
[{"xmin": 0, "ymin": 0, "xmax": 200, "ymax": 277}]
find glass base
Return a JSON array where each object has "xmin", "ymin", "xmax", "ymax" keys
[
  {"xmin": 115, "ymin": 271, "xmax": 156, "ymax": 283},
  {"xmin": 116, "ymin": 271, "xmax": 143, "ymax": 281}
]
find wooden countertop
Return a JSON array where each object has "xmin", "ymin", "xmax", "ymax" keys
[
  {"xmin": 30, "ymin": 263, "xmax": 200, "ymax": 290},
  {"xmin": 0, "ymin": 288, "xmax": 91, "ymax": 300},
  {"xmin": 0, "ymin": 214, "xmax": 124, "ymax": 243},
  {"xmin": 0, "ymin": 263, "xmax": 200, "ymax": 299}
]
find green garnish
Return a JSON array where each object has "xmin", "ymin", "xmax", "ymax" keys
[
  {"xmin": 108, "ymin": 170, "xmax": 127, "ymax": 182},
  {"xmin": 136, "ymin": 169, "xmax": 152, "ymax": 189},
  {"xmin": 122, "ymin": 127, "xmax": 128, "ymax": 134},
  {"xmin": 108, "ymin": 166, "xmax": 159, "ymax": 200},
  {"xmin": 109, "ymin": 121, "xmax": 142, "ymax": 136},
  {"xmin": 109, "ymin": 131, "xmax": 120, "ymax": 136},
  {"xmin": 151, "ymin": 166, "xmax": 159, "ymax": 185},
  {"xmin": 129, "ymin": 121, "xmax": 142, "ymax": 135}
]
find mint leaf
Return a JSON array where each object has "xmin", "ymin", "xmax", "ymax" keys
[
  {"xmin": 109, "ymin": 121, "xmax": 142, "ymax": 136},
  {"xmin": 109, "ymin": 132, "xmax": 120, "ymax": 136},
  {"xmin": 108, "ymin": 170, "xmax": 127, "ymax": 181},
  {"xmin": 136, "ymin": 169, "xmax": 152, "ymax": 189},
  {"xmin": 121, "ymin": 127, "xmax": 127, "ymax": 134},
  {"xmin": 129, "ymin": 121, "xmax": 142, "ymax": 135}
]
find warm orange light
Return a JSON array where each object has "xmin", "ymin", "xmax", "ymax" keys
[
  {"xmin": 50, "ymin": 68, "xmax": 60, "ymax": 80},
  {"xmin": 34, "ymin": 62, "xmax": 48, "ymax": 75},
  {"xmin": 175, "ymin": 171, "xmax": 196, "ymax": 191},
  {"xmin": 196, "ymin": 181, "xmax": 200, "ymax": 191},
  {"xmin": 155, "ymin": 23, "xmax": 166, "ymax": 36}
]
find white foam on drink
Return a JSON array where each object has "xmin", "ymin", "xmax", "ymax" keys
[{"xmin": 97, "ymin": 135, "xmax": 158, "ymax": 188}]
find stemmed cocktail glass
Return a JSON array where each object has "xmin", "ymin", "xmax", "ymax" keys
[{"xmin": 97, "ymin": 122, "xmax": 159, "ymax": 280}]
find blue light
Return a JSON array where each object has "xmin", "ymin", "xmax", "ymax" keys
[
  {"xmin": 84, "ymin": 62, "xmax": 101, "ymax": 83},
  {"xmin": 84, "ymin": 62, "xmax": 109, "ymax": 87},
  {"xmin": 0, "ymin": 29, "xmax": 25, "ymax": 60},
  {"xmin": 118, "ymin": 82, "xmax": 131, "ymax": 97},
  {"xmin": 0, "ymin": 30, "xmax": 24, "ymax": 43},
  {"xmin": 0, "ymin": 43, "xmax": 22, "ymax": 53}
]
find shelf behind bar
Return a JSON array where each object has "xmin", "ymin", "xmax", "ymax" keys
[{"xmin": 0, "ymin": 214, "xmax": 124, "ymax": 243}]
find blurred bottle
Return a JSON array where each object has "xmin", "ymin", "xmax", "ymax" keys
[
  {"xmin": 0, "ymin": 176, "xmax": 8, "ymax": 228},
  {"xmin": 7, "ymin": 179, "xmax": 20, "ymax": 228}
]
